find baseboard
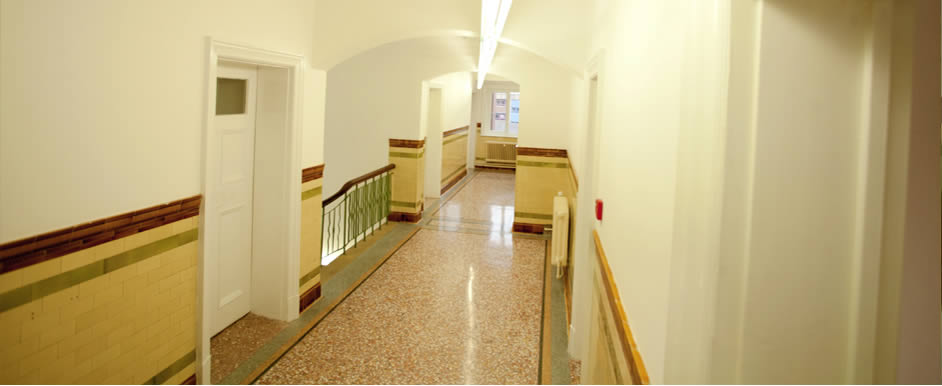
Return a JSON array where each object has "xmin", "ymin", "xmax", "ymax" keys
[
  {"xmin": 440, "ymin": 168, "xmax": 468, "ymax": 195},
  {"xmin": 388, "ymin": 211, "xmax": 422, "ymax": 223},
  {"xmin": 512, "ymin": 222, "xmax": 545, "ymax": 234},
  {"xmin": 475, "ymin": 164, "xmax": 516, "ymax": 172},
  {"xmin": 299, "ymin": 282, "xmax": 322, "ymax": 313}
]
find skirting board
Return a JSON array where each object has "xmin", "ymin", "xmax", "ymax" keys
[
  {"xmin": 388, "ymin": 211, "xmax": 422, "ymax": 223},
  {"xmin": 299, "ymin": 282, "xmax": 322, "ymax": 313},
  {"xmin": 441, "ymin": 169, "xmax": 468, "ymax": 195},
  {"xmin": 512, "ymin": 222, "xmax": 545, "ymax": 234}
]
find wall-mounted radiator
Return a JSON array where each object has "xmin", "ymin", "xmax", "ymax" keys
[
  {"xmin": 552, "ymin": 193, "xmax": 570, "ymax": 278},
  {"xmin": 486, "ymin": 142, "xmax": 517, "ymax": 163}
]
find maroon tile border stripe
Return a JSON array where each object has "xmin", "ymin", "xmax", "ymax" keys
[
  {"xmin": 388, "ymin": 212, "xmax": 422, "ymax": 223},
  {"xmin": 443, "ymin": 125, "xmax": 469, "ymax": 138},
  {"xmin": 512, "ymin": 222, "xmax": 545, "ymax": 234},
  {"xmin": 389, "ymin": 138, "xmax": 426, "ymax": 149},
  {"xmin": 302, "ymin": 164, "xmax": 325, "ymax": 183},
  {"xmin": 474, "ymin": 165, "xmax": 516, "ymax": 173},
  {"xmin": 440, "ymin": 169, "xmax": 468, "ymax": 195},
  {"xmin": 517, "ymin": 147, "xmax": 568, "ymax": 158},
  {"xmin": 299, "ymin": 281, "xmax": 322, "ymax": 313},
  {"xmin": 182, "ymin": 374, "xmax": 197, "ymax": 385},
  {"xmin": 0, "ymin": 195, "xmax": 202, "ymax": 274}
]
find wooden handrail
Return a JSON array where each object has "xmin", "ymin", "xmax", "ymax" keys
[{"xmin": 322, "ymin": 164, "xmax": 396, "ymax": 207}]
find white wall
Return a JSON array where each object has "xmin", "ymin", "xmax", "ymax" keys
[
  {"xmin": 422, "ymin": 86, "xmax": 443, "ymax": 199},
  {"xmin": 303, "ymin": 70, "xmax": 327, "ymax": 168},
  {"xmin": 435, "ymin": 73, "xmax": 472, "ymax": 133},
  {"xmin": 575, "ymin": 1, "xmax": 694, "ymax": 381},
  {"xmin": 421, "ymin": 72, "xmax": 471, "ymax": 199},
  {"xmin": 571, "ymin": 1, "xmax": 938, "ymax": 384},
  {"xmin": 322, "ymin": 36, "xmax": 580, "ymax": 195},
  {"xmin": 0, "ymin": 0, "xmax": 326, "ymax": 242},
  {"xmin": 310, "ymin": 0, "xmax": 595, "ymax": 73}
]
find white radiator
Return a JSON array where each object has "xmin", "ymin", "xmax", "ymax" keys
[
  {"xmin": 551, "ymin": 193, "xmax": 570, "ymax": 278},
  {"xmin": 485, "ymin": 142, "xmax": 516, "ymax": 163}
]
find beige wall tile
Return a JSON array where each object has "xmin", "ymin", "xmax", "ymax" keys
[{"xmin": 0, "ymin": 216, "xmax": 199, "ymax": 384}]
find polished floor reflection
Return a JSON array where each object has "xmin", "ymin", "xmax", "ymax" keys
[
  {"xmin": 436, "ymin": 170, "xmax": 515, "ymax": 227},
  {"xmin": 257, "ymin": 170, "xmax": 548, "ymax": 384}
]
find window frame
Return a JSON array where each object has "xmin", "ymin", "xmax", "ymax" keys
[{"xmin": 481, "ymin": 82, "xmax": 520, "ymax": 138}]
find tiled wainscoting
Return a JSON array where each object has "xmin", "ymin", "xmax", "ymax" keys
[
  {"xmin": 474, "ymin": 122, "xmax": 518, "ymax": 170},
  {"xmin": 586, "ymin": 231, "xmax": 648, "ymax": 385},
  {"xmin": 0, "ymin": 197, "xmax": 202, "ymax": 384},
  {"xmin": 299, "ymin": 164, "xmax": 324, "ymax": 312},
  {"xmin": 513, "ymin": 147, "xmax": 579, "ymax": 235},
  {"xmin": 441, "ymin": 125, "xmax": 469, "ymax": 194},
  {"xmin": 388, "ymin": 138, "xmax": 426, "ymax": 222}
]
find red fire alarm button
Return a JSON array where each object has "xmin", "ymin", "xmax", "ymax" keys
[{"xmin": 595, "ymin": 199, "xmax": 603, "ymax": 221}]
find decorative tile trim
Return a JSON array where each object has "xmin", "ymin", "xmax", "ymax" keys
[
  {"xmin": 474, "ymin": 165, "xmax": 516, "ymax": 172},
  {"xmin": 301, "ymin": 164, "xmax": 325, "ymax": 183},
  {"xmin": 144, "ymin": 349, "xmax": 196, "ymax": 385},
  {"xmin": 515, "ymin": 211, "xmax": 554, "ymax": 220},
  {"xmin": 0, "ymin": 195, "xmax": 202, "ymax": 274},
  {"xmin": 517, "ymin": 147, "xmax": 568, "ymax": 158},
  {"xmin": 594, "ymin": 230, "xmax": 649, "ymax": 384},
  {"xmin": 440, "ymin": 169, "xmax": 468, "ymax": 195},
  {"xmin": 390, "ymin": 200, "xmax": 421, "ymax": 209},
  {"xmin": 389, "ymin": 151, "xmax": 425, "ymax": 159},
  {"xmin": 0, "ymin": 228, "xmax": 199, "ymax": 312},
  {"xmin": 517, "ymin": 160, "xmax": 569, "ymax": 169},
  {"xmin": 440, "ymin": 165, "xmax": 467, "ymax": 183},
  {"xmin": 443, "ymin": 133, "xmax": 468, "ymax": 146},
  {"xmin": 299, "ymin": 266, "xmax": 321, "ymax": 288},
  {"xmin": 476, "ymin": 122, "xmax": 482, "ymax": 128},
  {"xmin": 443, "ymin": 125, "xmax": 469, "ymax": 138},
  {"xmin": 512, "ymin": 222, "xmax": 545, "ymax": 234},
  {"xmin": 387, "ymin": 211, "xmax": 422, "ymax": 223},
  {"xmin": 181, "ymin": 374, "xmax": 197, "ymax": 385},
  {"xmin": 301, "ymin": 186, "xmax": 323, "ymax": 201},
  {"xmin": 389, "ymin": 138, "xmax": 426, "ymax": 148},
  {"xmin": 299, "ymin": 281, "xmax": 321, "ymax": 313}
]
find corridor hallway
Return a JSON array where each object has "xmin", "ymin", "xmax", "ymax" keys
[
  {"xmin": 251, "ymin": 170, "xmax": 561, "ymax": 384},
  {"xmin": 1, "ymin": 0, "xmax": 939, "ymax": 384}
]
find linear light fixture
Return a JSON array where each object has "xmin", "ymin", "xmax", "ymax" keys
[{"xmin": 477, "ymin": 0, "xmax": 512, "ymax": 89}]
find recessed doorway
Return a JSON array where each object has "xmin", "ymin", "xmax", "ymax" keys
[{"xmin": 199, "ymin": 40, "xmax": 304, "ymax": 384}]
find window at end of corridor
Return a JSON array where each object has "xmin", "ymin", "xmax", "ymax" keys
[{"xmin": 491, "ymin": 91, "xmax": 519, "ymax": 137}]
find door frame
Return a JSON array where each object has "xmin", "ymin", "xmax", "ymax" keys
[
  {"xmin": 198, "ymin": 38, "xmax": 304, "ymax": 384},
  {"xmin": 569, "ymin": 49, "xmax": 605, "ymax": 367}
]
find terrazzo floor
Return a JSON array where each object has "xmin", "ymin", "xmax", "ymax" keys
[
  {"xmin": 211, "ymin": 313, "xmax": 288, "ymax": 384},
  {"xmin": 255, "ymin": 171, "xmax": 550, "ymax": 384},
  {"xmin": 569, "ymin": 359, "xmax": 581, "ymax": 384},
  {"xmin": 435, "ymin": 170, "xmax": 516, "ymax": 226}
]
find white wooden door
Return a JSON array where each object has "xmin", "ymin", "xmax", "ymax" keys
[{"xmin": 211, "ymin": 61, "xmax": 257, "ymax": 335}]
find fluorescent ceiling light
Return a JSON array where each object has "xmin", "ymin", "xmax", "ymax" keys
[{"xmin": 477, "ymin": 0, "xmax": 512, "ymax": 89}]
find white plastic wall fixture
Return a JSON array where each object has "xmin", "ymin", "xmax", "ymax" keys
[{"xmin": 552, "ymin": 193, "xmax": 569, "ymax": 278}]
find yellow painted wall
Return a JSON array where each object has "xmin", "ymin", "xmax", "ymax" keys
[
  {"xmin": 441, "ymin": 131, "xmax": 468, "ymax": 190},
  {"xmin": 0, "ymin": 217, "xmax": 199, "ymax": 384},
  {"xmin": 300, "ymin": 178, "xmax": 323, "ymax": 295}
]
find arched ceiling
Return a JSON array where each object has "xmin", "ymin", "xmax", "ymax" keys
[{"xmin": 312, "ymin": 0, "xmax": 595, "ymax": 73}]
